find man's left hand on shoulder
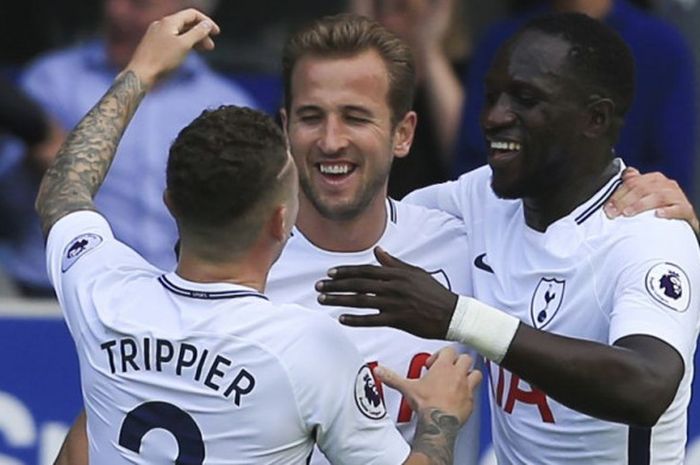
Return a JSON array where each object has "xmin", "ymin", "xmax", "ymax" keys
[{"xmin": 604, "ymin": 167, "xmax": 699, "ymax": 235}]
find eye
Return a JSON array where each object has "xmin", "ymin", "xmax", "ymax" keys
[
  {"xmin": 484, "ymin": 91, "xmax": 498, "ymax": 106},
  {"xmin": 514, "ymin": 91, "xmax": 539, "ymax": 108},
  {"xmin": 346, "ymin": 115, "xmax": 370, "ymax": 124},
  {"xmin": 298, "ymin": 114, "xmax": 321, "ymax": 124}
]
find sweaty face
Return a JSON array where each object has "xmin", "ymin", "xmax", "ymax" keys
[
  {"xmin": 481, "ymin": 31, "xmax": 587, "ymax": 199},
  {"xmin": 286, "ymin": 50, "xmax": 402, "ymax": 221}
]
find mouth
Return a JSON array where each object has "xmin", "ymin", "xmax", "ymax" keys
[
  {"xmin": 488, "ymin": 140, "xmax": 522, "ymax": 166},
  {"xmin": 315, "ymin": 161, "xmax": 358, "ymax": 185}
]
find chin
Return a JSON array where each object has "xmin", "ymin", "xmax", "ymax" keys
[{"xmin": 490, "ymin": 175, "xmax": 524, "ymax": 200}]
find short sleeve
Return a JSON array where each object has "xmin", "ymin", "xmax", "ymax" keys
[
  {"xmin": 284, "ymin": 311, "xmax": 410, "ymax": 465},
  {"xmin": 46, "ymin": 210, "xmax": 154, "ymax": 337},
  {"xmin": 609, "ymin": 221, "xmax": 700, "ymax": 366}
]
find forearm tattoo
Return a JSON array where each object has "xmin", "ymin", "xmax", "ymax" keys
[
  {"xmin": 36, "ymin": 71, "xmax": 145, "ymax": 237},
  {"xmin": 412, "ymin": 409, "xmax": 461, "ymax": 465}
]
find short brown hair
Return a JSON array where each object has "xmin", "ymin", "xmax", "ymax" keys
[
  {"xmin": 167, "ymin": 105, "xmax": 289, "ymax": 253},
  {"xmin": 282, "ymin": 13, "xmax": 415, "ymax": 126}
]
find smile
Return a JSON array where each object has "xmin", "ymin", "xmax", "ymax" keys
[
  {"xmin": 317, "ymin": 162, "xmax": 356, "ymax": 176},
  {"xmin": 490, "ymin": 141, "xmax": 522, "ymax": 151}
]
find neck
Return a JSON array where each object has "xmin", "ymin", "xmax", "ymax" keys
[
  {"xmin": 523, "ymin": 158, "xmax": 619, "ymax": 232},
  {"xmin": 553, "ymin": 0, "xmax": 613, "ymax": 19},
  {"xmin": 295, "ymin": 194, "xmax": 388, "ymax": 252},
  {"xmin": 175, "ymin": 247, "xmax": 271, "ymax": 293}
]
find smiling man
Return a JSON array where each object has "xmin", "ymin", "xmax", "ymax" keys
[{"xmin": 319, "ymin": 13, "xmax": 700, "ymax": 464}]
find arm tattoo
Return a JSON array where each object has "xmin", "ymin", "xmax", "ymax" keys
[
  {"xmin": 35, "ymin": 70, "xmax": 145, "ymax": 237},
  {"xmin": 411, "ymin": 409, "xmax": 460, "ymax": 465}
]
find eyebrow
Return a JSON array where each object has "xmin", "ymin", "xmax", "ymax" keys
[{"xmin": 293, "ymin": 104, "xmax": 375, "ymax": 117}]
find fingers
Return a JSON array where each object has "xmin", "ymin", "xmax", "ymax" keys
[
  {"xmin": 166, "ymin": 8, "xmax": 220, "ymax": 36},
  {"xmin": 425, "ymin": 351, "xmax": 439, "ymax": 368},
  {"xmin": 178, "ymin": 16, "xmax": 219, "ymax": 50},
  {"xmin": 466, "ymin": 369, "xmax": 483, "ymax": 391},
  {"xmin": 319, "ymin": 291, "xmax": 393, "ymax": 310},
  {"xmin": 656, "ymin": 204, "xmax": 700, "ymax": 233},
  {"xmin": 455, "ymin": 353, "xmax": 474, "ymax": 372},
  {"xmin": 338, "ymin": 312, "xmax": 393, "ymax": 327},
  {"xmin": 327, "ymin": 263, "xmax": 403, "ymax": 280},
  {"xmin": 606, "ymin": 171, "xmax": 683, "ymax": 218},
  {"xmin": 431, "ymin": 346, "xmax": 458, "ymax": 366},
  {"xmin": 316, "ymin": 277, "xmax": 387, "ymax": 295},
  {"xmin": 374, "ymin": 246, "xmax": 418, "ymax": 270},
  {"xmin": 374, "ymin": 365, "xmax": 409, "ymax": 393},
  {"xmin": 621, "ymin": 166, "xmax": 640, "ymax": 179}
]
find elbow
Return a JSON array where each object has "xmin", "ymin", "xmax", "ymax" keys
[{"xmin": 624, "ymin": 378, "xmax": 679, "ymax": 428}]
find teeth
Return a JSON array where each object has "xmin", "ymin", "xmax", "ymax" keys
[
  {"xmin": 490, "ymin": 141, "xmax": 521, "ymax": 151},
  {"xmin": 319, "ymin": 164, "xmax": 351, "ymax": 175}
]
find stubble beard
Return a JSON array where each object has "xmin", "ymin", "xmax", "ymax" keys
[{"xmin": 298, "ymin": 162, "xmax": 392, "ymax": 222}]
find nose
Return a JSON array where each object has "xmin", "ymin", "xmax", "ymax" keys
[
  {"xmin": 317, "ymin": 115, "xmax": 349, "ymax": 154},
  {"xmin": 482, "ymin": 94, "xmax": 516, "ymax": 131}
]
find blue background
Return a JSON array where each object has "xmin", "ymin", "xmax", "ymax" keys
[{"xmin": 1, "ymin": 312, "xmax": 699, "ymax": 464}]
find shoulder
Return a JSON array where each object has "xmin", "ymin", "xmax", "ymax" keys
[
  {"xmin": 598, "ymin": 211, "xmax": 700, "ymax": 267},
  {"xmin": 391, "ymin": 198, "xmax": 465, "ymax": 232},
  {"xmin": 270, "ymin": 303, "xmax": 362, "ymax": 379},
  {"xmin": 443, "ymin": 164, "xmax": 496, "ymax": 205},
  {"xmin": 47, "ymin": 211, "xmax": 158, "ymax": 290}
]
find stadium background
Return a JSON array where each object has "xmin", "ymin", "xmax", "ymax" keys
[{"xmin": 1, "ymin": 0, "xmax": 699, "ymax": 463}]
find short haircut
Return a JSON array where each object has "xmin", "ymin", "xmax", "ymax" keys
[
  {"xmin": 282, "ymin": 13, "xmax": 415, "ymax": 126},
  {"xmin": 520, "ymin": 12, "xmax": 636, "ymax": 116},
  {"xmin": 166, "ymin": 105, "xmax": 288, "ymax": 248}
]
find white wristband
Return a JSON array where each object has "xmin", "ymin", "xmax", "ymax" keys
[{"xmin": 446, "ymin": 296, "xmax": 520, "ymax": 363}]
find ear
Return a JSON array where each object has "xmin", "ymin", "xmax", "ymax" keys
[
  {"xmin": 279, "ymin": 108, "xmax": 292, "ymax": 151},
  {"xmin": 392, "ymin": 110, "xmax": 417, "ymax": 159},
  {"xmin": 269, "ymin": 205, "xmax": 289, "ymax": 243},
  {"xmin": 163, "ymin": 189, "xmax": 177, "ymax": 217},
  {"xmin": 584, "ymin": 97, "xmax": 615, "ymax": 139}
]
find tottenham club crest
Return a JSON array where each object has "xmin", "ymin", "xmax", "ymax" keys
[
  {"xmin": 62, "ymin": 233, "xmax": 103, "ymax": 272},
  {"xmin": 354, "ymin": 365, "xmax": 386, "ymax": 420},
  {"xmin": 530, "ymin": 278, "xmax": 566, "ymax": 329},
  {"xmin": 428, "ymin": 269, "xmax": 451, "ymax": 290},
  {"xmin": 645, "ymin": 262, "xmax": 690, "ymax": 312}
]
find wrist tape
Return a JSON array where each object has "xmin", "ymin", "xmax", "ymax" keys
[{"xmin": 446, "ymin": 296, "xmax": 520, "ymax": 363}]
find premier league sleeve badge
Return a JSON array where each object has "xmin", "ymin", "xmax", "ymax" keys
[
  {"xmin": 62, "ymin": 233, "xmax": 104, "ymax": 272},
  {"xmin": 645, "ymin": 262, "xmax": 691, "ymax": 312}
]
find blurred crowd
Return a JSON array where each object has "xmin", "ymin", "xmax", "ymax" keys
[{"xmin": 0, "ymin": 0, "xmax": 698, "ymax": 298}]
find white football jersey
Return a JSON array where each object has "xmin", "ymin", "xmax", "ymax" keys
[
  {"xmin": 47, "ymin": 211, "xmax": 410, "ymax": 465},
  {"xmin": 269, "ymin": 198, "xmax": 477, "ymax": 465},
  {"xmin": 406, "ymin": 162, "xmax": 700, "ymax": 464}
]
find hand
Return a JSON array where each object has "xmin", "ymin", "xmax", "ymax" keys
[
  {"xmin": 604, "ymin": 168, "xmax": 699, "ymax": 235},
  {"xmin": 375, "ymin": 347, "xmax": 481, "ymax": 425},
  {"xmin": 315, "ymin": 247, "xmax": 458, "ymax": 339},
  {"xmin": 123, "ymin": 9, "xmax": 220, "ymax": 90}
]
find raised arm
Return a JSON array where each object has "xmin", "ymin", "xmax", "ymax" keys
[{"xmin": 35, "ymin": 8, "xmax": 219, "ymax": 238}]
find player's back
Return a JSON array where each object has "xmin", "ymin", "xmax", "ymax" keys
[
  {"xmin": 76, "ymin": 273, "xmax": 335, "ymax": 464},
  {"xmin": 48, "ymin": 212, "xmax": 409, "ymax": 465}
]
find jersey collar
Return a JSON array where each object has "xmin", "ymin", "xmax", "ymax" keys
[
  {"xmin": 289, "ymin": 197, "xmax": 397, "ymax": 256},
  {"xmin": 158, "ymin": 272, "xmax": 268, "ymax": 301},
  {"xmin": 571, "ymin": 158, "xmax": 625, "ymax": 225}
]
